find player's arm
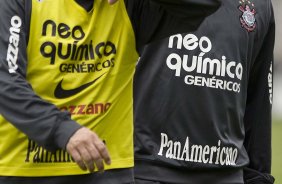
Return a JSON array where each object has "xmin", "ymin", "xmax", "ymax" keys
[
  {"xmin": 243, "ymin": 2, "xmax": 275, "ymax": 183},
  {"xmin": 125, "ymin": 0, "xmax": 221, "ymax": 53},
  {"xmin": 0, "ymin": 0, "xmax": 80, "ymax": 152},
  {"xmin": 148, "ymin": 0, "xmax": 220, "ymax": 18},
  {"xmin": 0, "ymin": 0, "xmax": 109, "ymax": 172}
]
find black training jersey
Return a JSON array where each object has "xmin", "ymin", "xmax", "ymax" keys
[{"xmin": 134, "ymin": 0, "xmax": 275, "ymax": 183}]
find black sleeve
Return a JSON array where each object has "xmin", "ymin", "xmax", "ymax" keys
[
  {"xmin": 243, "ymin": 2, "xmax": 275, "ymax": 184},
  {"xmin": 147, "ymin": 0, "xmax": 221, "ymax": 18},
  {"xmin": 0, "ymin": 0, "xmax": 81, "ymax": 151},
  {"xmin": 125, "ymin": 0, "xmax": 221, "ymax": 53}
]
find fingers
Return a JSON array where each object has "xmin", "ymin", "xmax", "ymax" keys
[
  {"xmin": 92, "ymin": 133, "xmax": 111, "ymax": 165},
  {"xmin": 79, "ymin": 146, "xmax": 95, "ymax": 172},
  {"xmin": 85, "ymin": 143, "xmax": 103, "ymax": 172},
  {"xmin": 94, "ymin": 158, "xmax": 104, "ymax": 172},
  {"xmin": 66, "ymin": 127, "xmax": 111, "ymax": 172},
  {"xmin": 68, "ymin": 146, "xmax": 88, "ymax": 171}
]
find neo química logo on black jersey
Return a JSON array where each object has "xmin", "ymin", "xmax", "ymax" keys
[{"xmin": 166, "ymin": 33, "xmax": 243, "ymax": 93}]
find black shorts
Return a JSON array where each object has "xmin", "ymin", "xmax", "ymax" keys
[
  {"xmin": 0, "ymin": 168, "xmax": 134, "ymax": 184},
  {"xmin": 135, "ymin": 178, "xmax": 167, "ymax": 184}
]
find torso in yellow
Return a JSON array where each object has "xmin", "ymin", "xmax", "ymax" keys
[{"xmin": 0, "ymin": 0, "xmax": 138, "ymax": 176}]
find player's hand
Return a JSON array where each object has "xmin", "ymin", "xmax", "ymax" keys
[
  {"xmin": 66, "ymin": 127, "xmax": 111, "ymax": 172},
  {"xmin": 108, "ymin": 0, "xmax": 119, "ymax": 5}
]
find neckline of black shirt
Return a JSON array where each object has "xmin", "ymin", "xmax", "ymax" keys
[{"xmin": 75, "ymin": 0, "xmax": 94, "ymax": 12}]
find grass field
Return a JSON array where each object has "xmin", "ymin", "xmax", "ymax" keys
[{"xmin": 272, "ymin": 120, "xmax": 282, "ymax": 183}]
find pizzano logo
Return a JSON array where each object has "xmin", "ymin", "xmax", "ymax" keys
[{"xmin": 6, "ymin": 16, "xmax": 22, "ymax": 74}]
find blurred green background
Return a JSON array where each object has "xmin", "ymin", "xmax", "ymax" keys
[
  {"xmin": 272, "ymin": 119, "xmax": 282, "ymax": 183},
  {"xmin": 272, "ymin": 0, "xmax": 282, "ymax": 182}
]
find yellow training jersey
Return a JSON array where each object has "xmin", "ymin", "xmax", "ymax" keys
[{"xmin": 0, "ymin": 0, "xmax": 138, "ymax": 176}]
